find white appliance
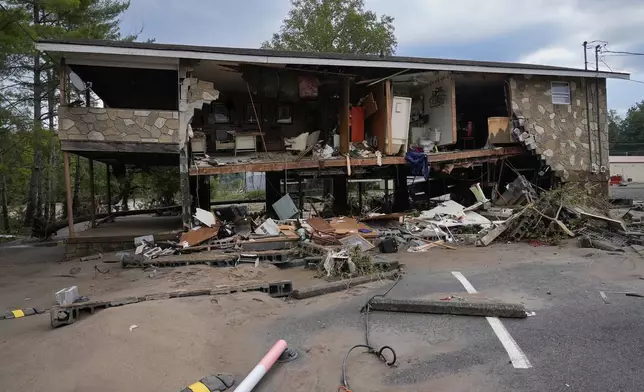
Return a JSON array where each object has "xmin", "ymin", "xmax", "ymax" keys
[{"xmin": 390, "ymin": 96, "xmax": 412, "ymax": 154}]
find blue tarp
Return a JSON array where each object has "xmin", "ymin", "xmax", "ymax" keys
[{"xmin": 405, "ymin": 151, "xmax": 429, "ymax": 180}]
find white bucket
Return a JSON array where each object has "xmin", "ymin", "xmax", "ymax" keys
[
  {"xmin": 428, "ymin": 129, "xmax": 441, "ymax": 143},
  {"xmin": 420, "ymin": 139, "xmax": 435, "ymax": 154}
]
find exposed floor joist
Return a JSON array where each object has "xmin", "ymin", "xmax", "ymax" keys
[{"xmin": 189, "ymin": 147, "xmax": 526, "ymax": 175}]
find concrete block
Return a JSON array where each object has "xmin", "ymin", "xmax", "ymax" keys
[{"xmin": 55, "ymin": 286, "xmax": 79, "ymax": 305}]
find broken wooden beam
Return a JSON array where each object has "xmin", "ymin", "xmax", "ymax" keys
[
  {"xmin": 291, "ymin": 270, "xmax": 400, "ymax": 299},
  {"xmin": 51, "ymin": 280, "xmax": 293, "ymax": 328},
  {"xmin": 367, "ymin": 297, "xmax": 527, "ymax": 318}
]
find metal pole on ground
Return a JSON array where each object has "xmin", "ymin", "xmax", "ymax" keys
[{"xmin": 233, "ymin": 340, "xmax": 287, "ymax": 392}]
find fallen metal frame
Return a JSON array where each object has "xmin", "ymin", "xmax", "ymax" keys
[{"xmin": 50, "ymin": 280, "xmax": 293, "ymax": 328}]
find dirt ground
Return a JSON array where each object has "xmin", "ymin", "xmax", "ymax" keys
[{"xmin": 1, "ymin": 240, "xmax": 644, "ymax": 391}]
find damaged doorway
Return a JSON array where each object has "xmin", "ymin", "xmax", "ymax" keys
[{"xmin": 454, "ymin": 77, "xmax": 509, "ymax": 150}]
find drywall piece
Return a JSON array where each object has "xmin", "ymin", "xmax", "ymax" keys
[
  {"xmin": 194, "ymin": 208, "xmax": 217, "ymax": 227},
  {"xmin": 338, "ymin": 234, "xmax": 375, "ymax": 251},
  {"xmin": 134, "ymin": 234, "xmax": 154, "ymax": 246},
  {"xmin": 255, "ymin": 218, "xmax": 280, "ymax": 236},
  {"xmin": 419, "ymin": 200, "xmax": 466, "ymax": 220},
  {"xmin": 272, "ymin": 194, "xmax": 299, "ymax": 220},
  {"xmin": 418, "ymin": 200, "xmax": 491, "ymax": 228}
]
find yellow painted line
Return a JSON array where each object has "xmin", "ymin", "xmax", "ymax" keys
[
  {"xmin": 11, "ymin": 310, "xmax": 25, "ymax": 318},
  {"xmin": 188, "ymin": 381, "xmax": 210, "ymax": 392}
]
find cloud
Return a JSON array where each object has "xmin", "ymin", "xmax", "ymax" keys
[
  {"xmin": 118, "ymin": 0, "xmax": 644, "ymax": 111},
  {"xmin": 120, "ymin": 0, "xmax": 289, "ymax": 47}
]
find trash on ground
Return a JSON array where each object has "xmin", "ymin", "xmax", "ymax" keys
[{"xmin": 55, "ymin": 286, "xmax": 80, "ymax": 306}]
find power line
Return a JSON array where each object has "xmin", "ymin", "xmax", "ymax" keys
[
  {"xmin": 597, "ymin": 56, "xmax": 644, "ymax": 85},
  {"xmin": 599, "ymin": 58, "xmax": 614, "ymax": 72},
  {"xmin": 603, "ymin": 50, "xmax": 644, "ymax": 56},
  {"xmin": 0, "ymin": 3, "xmax": 38, "ymax": 43},
  {"xmin": 0, "ymin": 3, "xmax": 58, "ymax": 64}
]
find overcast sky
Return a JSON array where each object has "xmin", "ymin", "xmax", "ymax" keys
[{"xmin": 120, "ymin": 0, "xmax": 644, "ymax": 115}]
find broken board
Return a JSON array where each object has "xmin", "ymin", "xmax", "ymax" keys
[{"xmin": 180, "ymin": 226, "xmax": 220, "ymax": 247}]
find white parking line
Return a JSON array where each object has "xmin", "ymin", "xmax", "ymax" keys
[{"xmin": 451, "ymin": 271, "xmax": 533, "ymax": 369}]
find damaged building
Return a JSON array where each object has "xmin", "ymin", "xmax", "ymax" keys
[{"xmin": 35, "ymin": 39, "xmax": 628, "ymax": 257}]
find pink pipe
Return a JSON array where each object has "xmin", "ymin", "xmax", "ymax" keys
[{"xmin": 233, "ymin": 339, "xmax": 287, "ymax": 392}]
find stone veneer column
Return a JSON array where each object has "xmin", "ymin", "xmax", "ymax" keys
[{"xmin": 177, "ymin": 67, "xmax": 219, "ymax": 228}]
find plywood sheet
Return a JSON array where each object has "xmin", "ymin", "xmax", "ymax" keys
[
  {"xmin": 369, "ymin": 82, "xmax": 388, "ymax": 154},
  {"xmin": 307, "ymin": 217, "xmax": 334, "ymax": 233},
  {"xmin": 180, "ymin": 226, "xmax": 220, "ymax": 247},
  {"xmin": 328, "ymin": 217, "xmax": 377, "ymax": 238}
]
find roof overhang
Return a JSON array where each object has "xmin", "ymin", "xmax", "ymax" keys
[{"xmin": 36, "ymin": 41, "xmax": 631, "ymax": 80}]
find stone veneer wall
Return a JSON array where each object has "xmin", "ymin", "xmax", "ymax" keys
[
  {"xmin": 510, "ymin": 75, "xmax": 609, "ymax": 187},
  {"xmin": 58, "ymin": 106, "xmax": 180, "ymax": 143}
]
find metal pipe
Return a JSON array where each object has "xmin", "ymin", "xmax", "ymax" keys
[
  {"xmin": 233, "ymin": 339, "xmax": 287, "ymax": 392},
  {"xmin": 595, "ymin": 45, "xmax": 603, "ymax": 166},
  {"xmin": 583, "ymin": 41, "xmax": 588, "ymax": 70},
  {"xmin": 583, "ymin": 77, "xmax": 593, "ymax": 171}
]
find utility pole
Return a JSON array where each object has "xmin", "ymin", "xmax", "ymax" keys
[
  {"xmin": 583, "ymin": 41, "xmax": 588, "ymax": 70},
  {"xmin": 594, "ymin": 45, "xmax": 603, "ymax": 166}
]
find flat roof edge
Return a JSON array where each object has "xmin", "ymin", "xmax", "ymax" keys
[{"xmin": 36, "ymin": 41, "xmax": 631, "ymax": 80}]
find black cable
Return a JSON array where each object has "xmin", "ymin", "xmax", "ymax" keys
[
  {"xmin": 602, "ymin": 49, "xmax": 644, "ymax": 56},
  {"xmin": 340, "ymin": 276, "xmax": 401, "ymax": 392},
  {"xmin": 94, "ymin": 265, "xmax": 110, "ymax": 274}
]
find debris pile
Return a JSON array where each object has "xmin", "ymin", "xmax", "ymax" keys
[{"xmin": 113, "ymin": 174, "xmax": 637, "ymax": 287}]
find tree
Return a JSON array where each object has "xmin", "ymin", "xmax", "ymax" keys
[
  {"xmin": 1, "ymin": 0, "xmax": 133, "ymax": 232},
  {"xmin": 608, "ymin": 101, "xmax": 644, "ymax": 155},
  {"xmin": 262, "ymin": 0, "xmax": 397, "ymax": 55}
]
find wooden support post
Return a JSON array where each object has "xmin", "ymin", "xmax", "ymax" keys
[
  {"xmin": 393, "ymin": 166, "xmax": 410, "ymax": 212},
  {"xmin": 246, "ymin": 83, "xmax": 267, "ymax": 153},
  {"xmin": 60, "ymin": 60, "xmax": 74, "ymax": 236},
  {"xmin": 265, "ymin": 171, "xmax": 283, "ymax": 219},
  {"xmin": 332, "ymin": 175, "xmax": 348, "ymax": 215},
  {"xmin": 358, "ymin": 182, "xmax": 364, "ymax": 213},
  {"xmin": 63, "ymin": 152, "xmax": 74, "ymax": 236},
  {"xmin": 298, "ymin": 177, "xmax": 304, "ymax": 218},
  {"xmin": 339, "ymin": 77, "xmax": 350, "ymax": 154},
  {"xmin": 88, "ymin": 159, "xmax": 96, "ymax": 228},
  {"xmin": 385, "ymin": 80, "xmax": 393, "ymax": 155},
  {"xmin": 106, "ymin": 164, "xmax": 112, "ymax": 218},
  {"xmin": 384, "ymin": 178, "xmax": 389, "ymax": 210},
  {"xmin": 191, "ymin": 175, "xmax": 210, "ymax": 211},
  {"xmin": 179, "ymin": 144, "xmax": 191, "ymax": 229}
]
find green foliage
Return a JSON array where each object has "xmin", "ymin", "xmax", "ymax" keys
[
  {"xmin": 262, "ymin": 0, "xmax": 397, "ymax": 55},
  {"xmin": 609, "ymin": 101, "xmax": 644, "ymax": 155},
  {"xmin": 0, "ymin": 0, "xmax": 136, "ymax": 233},
  {"xmin": 132, "ymin": 167, "xmax": 180, "ymax": 207},
  {"xmin": 245, "ymin": 189, "xmax": 266, "ymax": 200}
]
